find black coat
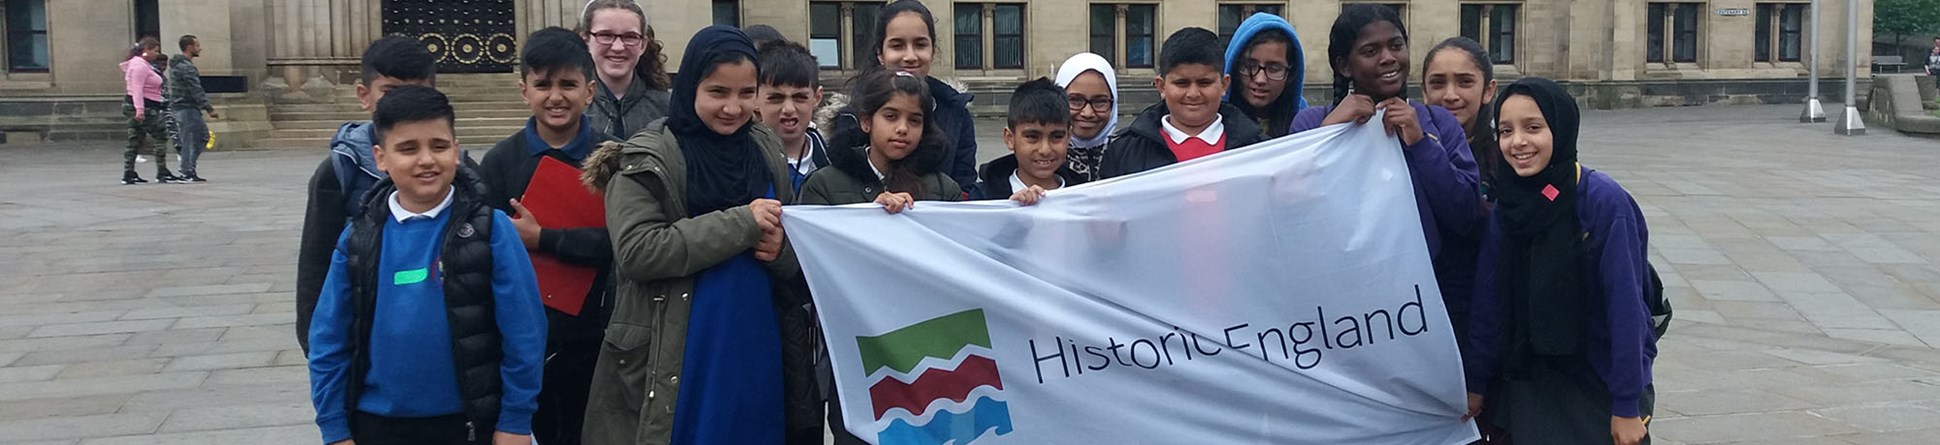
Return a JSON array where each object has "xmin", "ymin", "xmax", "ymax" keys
[
  {"xmin": 342, "ymin": 167, "xmax": 505, "ymax": 435},
  {"xmin": 799, "ymin": 123, "xmax": 963, "ymax": 205},
  {"xmin": 974, "ymin": 153, "xmax": 1087, "ymax": 200},
  {"xmin": 1097, "ymin": 102, "xmax": 1268, "ymax": 179}
]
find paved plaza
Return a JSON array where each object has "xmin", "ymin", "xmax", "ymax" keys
[{"xmin": 1, "ymin": 104, "xmax": 1939, "ymax": 444}]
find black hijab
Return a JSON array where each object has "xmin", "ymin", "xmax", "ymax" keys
[
  {"xmin": 669, "ymin": 26, "xmax": 770, "ymax": 217},
  {"xmin": 1490, "ymin": 77, "xmax": 1585, "ymax": 365}
]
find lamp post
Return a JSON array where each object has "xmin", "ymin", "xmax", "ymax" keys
[
  {"xmin": 1833, "ymin": 0, "xmax": 1865, "ymax": 135},
  {"xmin": 1800, "ymin": 0, "xmax": 1826, "ymax": 122}
]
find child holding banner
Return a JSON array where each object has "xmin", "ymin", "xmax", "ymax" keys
[
  {"xmin": 1290, "ymin": 5, "xmax": 1486, "ymax": 360},
  {"xmin": 800, "ymin": 70, "xmax": 964, "ymax": 211},
  {"xmin": 579, "ymin": 26, "xmax": 822, "ymax": 444},
  {"xmin": 975, "ymin": 78, "xmax": 1085, "ymax": 203},
  {"xmin": 1466, "ymin": 77, "xmax": 1657, "ymax": 445}
]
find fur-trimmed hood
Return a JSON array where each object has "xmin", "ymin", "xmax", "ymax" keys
[{"xmin": 823, "ymin": 118, "xmax": 951, "ymax": 183}]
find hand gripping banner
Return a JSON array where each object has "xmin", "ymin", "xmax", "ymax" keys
[{"xmin": 785, "ymin": 117, "xmax": 1479, "ymax": 444}]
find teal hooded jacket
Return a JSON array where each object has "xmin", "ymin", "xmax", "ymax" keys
[{"xmin": 1222, "ymin": 13, "xmax": 1307, "ymax": 137}]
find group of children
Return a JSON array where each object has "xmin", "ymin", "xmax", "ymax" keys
[{"xmin": 295, "ymin": 1, "xmax": 1658, "ymax": 444}]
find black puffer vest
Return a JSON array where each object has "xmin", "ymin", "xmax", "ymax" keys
[{"xmin": 343, "ymin": 168, "xmax": 504, "ymax": 437}]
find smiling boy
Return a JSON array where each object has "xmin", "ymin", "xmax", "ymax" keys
[
  {"xmin": 977, "ymin": 78, "xmax": 1085, "ymax": 201},
  {"xmin": 1099, "ymin": 27, "xmax": 1268, "ymax": 179}
]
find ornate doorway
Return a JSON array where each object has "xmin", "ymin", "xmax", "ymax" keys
[{"xmin": 382, "ymin": 0, "xmax": 518, "ymax": 73}]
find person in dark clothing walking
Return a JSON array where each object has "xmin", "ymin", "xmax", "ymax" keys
[
  {"xmin": 476, "ymin": 27, "xmax": 618, "ymax": 445},
  {"xmin": 306, "ymin": 85, "xmax": 547, "ymax": 445},
  {"xmin": 166, "ymin": 35, "xmax": 219, "ymax": 182},
  {"xmin": 295, "ymin": 36, "xmax": 439, "ymax": 353},
  {"xmin": 1098, "ymin": 28, "xmax": 1269, "ymax": 179},
  {"xmin": 1465, "ymin": 77, "xmax": 1657, "ymax": 445}
]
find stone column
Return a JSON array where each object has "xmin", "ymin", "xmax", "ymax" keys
[{"xmin": 1026, "ymin": 0, "xmax": 1087, "ymax": 79}]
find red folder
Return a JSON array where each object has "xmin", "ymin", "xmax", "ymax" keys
[{"xmin": 520, "ymin": 156, "xmax": 605, "ymax": 316}]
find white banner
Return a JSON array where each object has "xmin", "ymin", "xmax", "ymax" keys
[{"xmin": 784, "ymin": 116, "xmax": 1479, "ymax": 445}]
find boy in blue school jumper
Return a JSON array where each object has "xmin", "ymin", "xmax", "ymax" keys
[
  {"xmin": 477, "ymin": 27, "xmax": 616, "ymax": 445},
  {"xmin": 754, "ymin": 39, "xmax": 831, "ymax": 190},
  {"xmin": 307, "ymin": 85, "xmax": 547, "ymax": 445}
]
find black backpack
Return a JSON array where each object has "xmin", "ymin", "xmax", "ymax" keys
[{"xmin": 1645, "ymin": 262, "xmax": 1672, "ymax": 338}]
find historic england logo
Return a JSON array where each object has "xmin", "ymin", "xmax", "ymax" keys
[{"xmin": 855, "ymin": 308, "xmax": 1013, "ymax": 445}]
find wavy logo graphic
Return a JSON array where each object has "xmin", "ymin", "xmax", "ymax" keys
[{"xmin": 858, "ymin": 309, "xmax": 1013, "ymax": 445}]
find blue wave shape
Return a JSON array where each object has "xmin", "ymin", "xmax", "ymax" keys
[{"xmin": 877, "ymin": 396, "xmax": 1014, "ymax": 445}]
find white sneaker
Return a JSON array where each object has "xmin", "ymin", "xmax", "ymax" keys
[{"xmin": 137, "ymin": 155, "xmax": 151, "ymax": 163}]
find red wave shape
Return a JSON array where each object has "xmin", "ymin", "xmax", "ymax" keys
[{"xmin": 866, "ymin": 354, "xmax": 1005, "ymax": 420}]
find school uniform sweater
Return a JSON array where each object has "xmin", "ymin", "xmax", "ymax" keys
[
  {"xmin": 308, "ymin": 187, "xmax": 546, "ymax": 444},
  {"xmin": 1466, "ymin": 168, "xmax": 1657, "ymax": 417}
]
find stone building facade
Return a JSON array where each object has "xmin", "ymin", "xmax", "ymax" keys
[{"xmin": 0, "ymin": 0, "xmax": 1876, "ymax": 142}]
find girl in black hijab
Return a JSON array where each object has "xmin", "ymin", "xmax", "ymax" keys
[
  {"xmin": 581, "ymin": 25, "xmax": 822, "ymax": 445},
  {"xmin": 1465, "ymin": 77, "xmax": 1657, "ymax": 445}
]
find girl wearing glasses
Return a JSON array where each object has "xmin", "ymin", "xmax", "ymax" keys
[
  {"xmin": 1222, "ymin": 12, "xmax": 1308, "ymax": 139},
  {"xmin": 580, "ymin": 0, "xmax": 673, "ymax": 141},
  {"xmin": 1053, "ymin": 52, "xmax": 1119, "ymax": 183}
]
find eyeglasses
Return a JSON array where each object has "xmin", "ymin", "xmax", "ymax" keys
[
  {"xmin": 590, "ymin": 32, "xmax": 645, "ymax": 47},
  {"xmin": 1068, "ymin": 96, "xmax": 1115, "ymax": 113},
  {"xmin": 1237, "ymin": 62, "xmax": 1291, "ymax": 81}
]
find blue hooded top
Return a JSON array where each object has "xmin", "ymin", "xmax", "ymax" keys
[
  {"xmin": 1222, "ymin": 13, "xmax": 1307, "ymax": 138},
  {"xmin": 328, "ymin": 121, "xmax": 384, "ymax": 217}
]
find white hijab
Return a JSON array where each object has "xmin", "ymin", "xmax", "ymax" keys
[{"xmin": 1053, "ymin": 52, "xmax": 1119, "ymax": 148}]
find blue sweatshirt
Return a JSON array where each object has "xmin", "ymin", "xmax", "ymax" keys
[
  {"xmin": 308, "ymin": 190, "xmax": 547, "ymax": 444},
  {"xmin": 1466, "ymin": 168, "xmax": 1657, "ymax": 418}
]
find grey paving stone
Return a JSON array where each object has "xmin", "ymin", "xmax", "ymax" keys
[
  {"xmin": 161, "ymin": 352, "xmax": 274, "ymax": 372},
  {"xmin": 0, "ymin": 372, "xmax": 206, "ymax": 402},
  {"xmin": 11, "ymin": 345, "xmax": 157, "ymax": 367},
  {"xmin": 0, "ymin": 413, "xmax": 164, "ymax": 442},
  {"xmin": 117, "ymin": 304, "xmax": 255, "ymax": 321},
  {"xmin": 153, "ymin": 402, "xmax": 312, "ymax": 433},
  {"xmin": 78, "ymin": 425, "xmax": 315, "ymax": 445},
  {"xmin": 26, "ymin": 320, "xmax": 174, "ymax": 339},
  {"xmin": 168, "ymin": 313, "xmax": 294, "ymax": 330},
  {"xmin": 1656, "ymin": 388, "xmax": 1816, "ymax": 416},
  {"xmin": 1765, "ymin": 349, "xmax": 1890, "ymax": 366},
  {"xmin": 1693, "ymin": 280, "xmax": 1781, "ymax": 302},
  {"xmin": 0, "ymin": 394, "xmax": 130, "ymax": 422},
  {"xmin": 52, "ymin": 358, "xmax": 168, "ymax": 379},
  {"xmin": 1764, "ymin": 381, "xmax": 1940, "ymax": 406},
  {"xmin": 141, "ymin": 283, "xmax": 271, "ymax": 299},
  {"xmin": 1811, "ymin": 404, "xmax": 1940, "ymax": 433},
  {"xmin": 1652, "ymin": 411, "xmax": 1862, "ymax": 444},
  {"xmin": 203, "ymin": 366, "xmax": 306, "ymax": 387},
  {"xmin": 0, "ymin": 365, "xmax": 64, "ymax": 384},
  {"xmin": 1842, "ymin": 427, "xmax": 1940, "ymax": 445},
  {"xmin": 121, "ymin": 328, "xmax": 225, "ymax": 346},
  {"xmin": 1877, "ymin": 310, "xmax": 1940, "ymax": 348},
  {"xmin": 0, "ymin": 335, "xmax": 131, "ymax": 354},
  {"xmin": 1754, "ymin": 272, "xmax": 1846, "ymax": 294},
  {"xmin": 271, "ymin": 349, "xmax": 306, "ymax": 367},
  {"xmin": 1823, "ymin": 328, "xmax": 1931, "ymax": 347},
  {"xmin": 1662, "ymin": 249, "xmax": 1736, "ymax": 266}
]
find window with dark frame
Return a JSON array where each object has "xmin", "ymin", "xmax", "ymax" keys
[
  {"xmin": 1089, "ymin": 4, "xmax": 1115, "ymax": 67},
  {"xmin": 851, "ymin": 2, "xmax": 881, "ymax": 69},
  {"xmin": 712, "ymin": 0, "xmax": 740, "ymax": 27},
  {"xmin": 1459, "ymin": 3, "xmax": 1519, "ymax": 64},
  {"xmin": 1647, "ymin": 2, "xmax": 1701, "ymax": 64},
  {"xmin": 993, "ymin": 4, "xmax": 1023, "ymax": 69},
  {"xmin": 1087, "ymin": 3, "xmax": 1157, "ymax": 70},
  {"xmin": 5, "ymin": 0, "xmax": 49, "ymax": 72},
  {"xmin": 954, "ymin": 4, "xmax": 982, "ymax": 69},
  {"xmin": 1755, "ymin": 3, "xmax": 1805, "ymax": 63},
  {"xmin": 135, "ymin": 0, "xmax": 161, "ymax": 42},
  {"xmin": 809, "ymin": 2, "xmax": 842, "ymax": 69},
  {"xmin": 1125, "ymin": 4, "xmax": 1155, "ymax": 68},
  {"xmin": 1217, "ymin": 3, "xmax": 1285, "ymax": 50}
]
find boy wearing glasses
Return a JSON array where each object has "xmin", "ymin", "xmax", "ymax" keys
[
  {"xmin": 1223, "ymin": 12, "xmax": 1308, "ymax": 138},
  {"xmin": 976, "ymin": 78, "xmax": 1085, "ymax": 202}
]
